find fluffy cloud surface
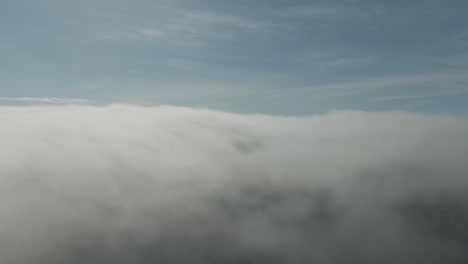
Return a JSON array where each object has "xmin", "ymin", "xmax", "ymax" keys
[{"xmin": 1, "ymin": 105, "xmax": 468, "ymax": 264}]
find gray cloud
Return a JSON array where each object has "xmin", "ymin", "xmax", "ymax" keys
[{"xmin": 0, "ymin": 104, "xmax": 467, "ymax": 263}]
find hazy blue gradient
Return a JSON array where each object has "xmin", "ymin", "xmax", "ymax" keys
[{"xmin": 1, "ymin": 0, "xmax": 467, "ymax": 114}]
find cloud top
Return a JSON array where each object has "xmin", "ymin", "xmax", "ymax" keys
[{"xmin": 0, "ymin": 104, "xmax": 467, "ymax": 264}]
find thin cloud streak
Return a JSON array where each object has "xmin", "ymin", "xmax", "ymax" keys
[
  {"xmin": 262, "ymin": 73, "xmax": 466, "ymax": 100},
  {"xmin": 0, "ymin": 97, "xmax": 91, "ymax": 104},
  {"xmin": 369, "ymin": 91, "xmax": 468, "ymax": 102},
  {"xmin": 102, "ymin": 9, "xmax": 271, "ymax": 45},
  {"xmin": 271, "ymin": 4, "xmax": 382, "ymax": 20}
]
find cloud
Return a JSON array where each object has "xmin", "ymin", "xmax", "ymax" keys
[
  {"xmin": 166, "ymin": 59, "xmax": 208, "ymax": 71},
  {"xmin": 315, "ymin": 56, "xmax": 377, "ymax": 71},
  {"xmin": 440, "ymin": 30, "xmax": 468, "ymax": 48},
  {"xmin": 272, "ymin": 4, "xmax": 382, "ymax": 20},
  {"xmin": 0, "ymin": 97, "xmax": 91, "ymax": 104},
  {"xmin": 0, "ymin": 104, "xmax": 468, "ymax": 263},
  {"xmin": 262, "ymin": 73, "xmax": 465, "ymax": 100},
  {"xmin": 369, "ymin": 91, "xmax": 468, "ymax": 102},
  {"xmin": 103, "ymin": 10, "xmax": 270, "ymax": 45}
]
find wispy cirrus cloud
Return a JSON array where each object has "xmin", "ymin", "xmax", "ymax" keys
[
  {"xmin": 369, "ymin": 91, "xmax": 468, "ymax": 102},
  {"xmin": 103, "ymin": 10, "xmax": 271, "ymax": 45},
  {"xmin": 315, "ymin": 56, "xmax": 377, "ymax": 71},
  {"xmin": 0, "ymin": 97, "xmax": 91, "ymax": 104},
  {"xmin": 440, "ymin": 29, "xmax": 468, "ymax": 48},
  {"xmin": 272, "ymin": 4, "xmax": 382, "ymax": 19},
  {"xmin": 263, "ymin": 72, "xmax": 464, "ymax": 100},
  {"xmin": 2, "ymin": 0, "xmax": 468, "ymax": 114}
]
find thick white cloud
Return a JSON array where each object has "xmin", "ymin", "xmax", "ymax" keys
[{"xmin": 0, "ymin": 104, "xmax": 467, "ymax": 264}]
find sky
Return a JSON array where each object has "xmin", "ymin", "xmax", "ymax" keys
[
  {"xmin": 1, "ymin": 2, "xmax": 468, "ymax": 262},
  {"xmin": 1, "ymin": 0, "xmax": 468, "ymax": 115}
]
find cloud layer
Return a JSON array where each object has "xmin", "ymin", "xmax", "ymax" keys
[{"xmin": 1, "ymin": 104, "xmax": 468, "ymax": 264}]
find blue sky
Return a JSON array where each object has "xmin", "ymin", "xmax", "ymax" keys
[{"xmin": 1, "ymin": 0, "xmax": 467, "ymax": 114}]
